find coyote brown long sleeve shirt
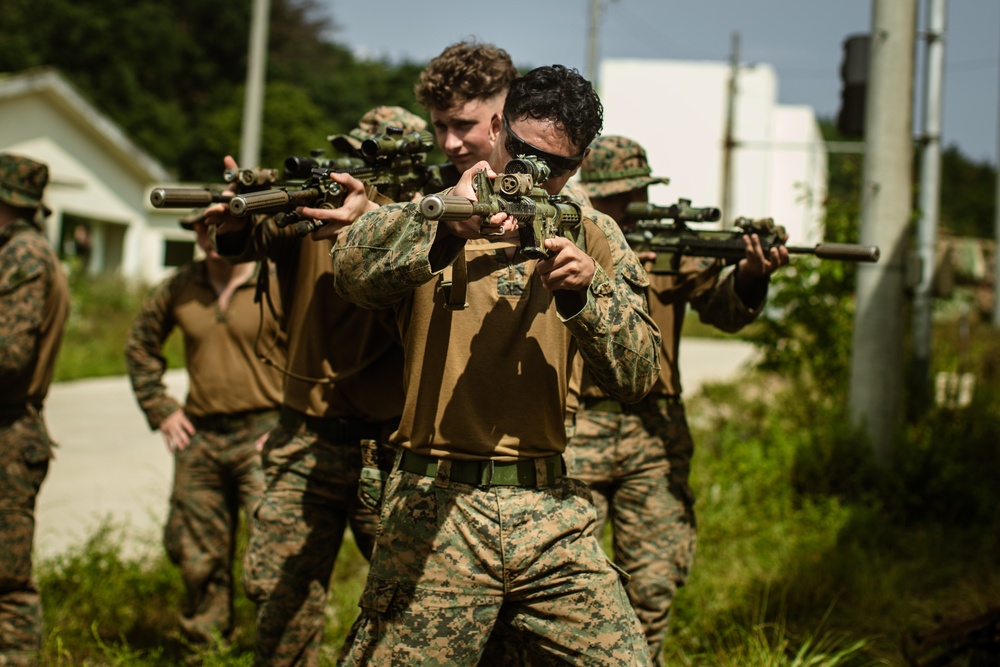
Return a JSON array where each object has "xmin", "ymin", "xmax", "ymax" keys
[
  {"xmin": 216, "ymin": 220, "xmax": 404, "ymax": 423},
  {"xmin": 331, "ymin": 201, "xmax": 661, "ymax": 461},
  {"xmin": 124, "ymin": 260, "xmax": 285, "ymax": 428}
]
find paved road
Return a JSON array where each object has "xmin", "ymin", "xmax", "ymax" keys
[{"xmin": 35, "ymin": 338, "xmax": 757, "ymax": 559}]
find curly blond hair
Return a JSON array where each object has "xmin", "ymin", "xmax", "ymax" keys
[{"xmin": 415, "ymin": 41, "xmax": 518, "ymax": 111}]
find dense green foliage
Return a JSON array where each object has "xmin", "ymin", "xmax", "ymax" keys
[{"xmin": 1, "ymin": 0, "xmax": 431, "ymax": 182}]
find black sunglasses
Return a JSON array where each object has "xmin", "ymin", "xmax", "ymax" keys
[{"xmin": 502, "ymin": 116, "xmax": 586, "ymax": 178}]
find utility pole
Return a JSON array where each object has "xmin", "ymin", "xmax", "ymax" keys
[
  {"xmin": 994, "ymin": 10, "xmax": 1000, "ymax": 329},
  {"xmin": 586, "ymin": 0, "xmax": 618, "ymax": 87},
  {"xmin": 849, "ymin": 0, "xmax": 917, "ymax": 466},
  {"xmin": 587, "ymin": 0, "xmax": 601, "ymax": 85},
  {"xmin": 721, "ymin": 32, "xmax": 740, "ymax": 228},
  {"xmin": 912, "ymin": 0, "xmax": 947, "ymax": 407},
  {"xmin": 240, "ymin": 0, "xmax": 270, "ymax": 169}
]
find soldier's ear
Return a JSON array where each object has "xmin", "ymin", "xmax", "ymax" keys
[{"xmin": 489, "ymin": 114, "xmax": 502, "ymax": 142}]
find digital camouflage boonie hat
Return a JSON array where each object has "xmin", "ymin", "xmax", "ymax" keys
[
  {"xmin": 0, "ymin": 153, "xmax": 51, "ymax": 215},
  {"xmin": 577, "ymin": 135, "xmax": 669, "ymax": 199},
  {"xmin": 328, "ymin": 105, "xmax": 429, "ymax": 154}
]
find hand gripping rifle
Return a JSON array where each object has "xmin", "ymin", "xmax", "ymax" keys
[
  {"xmin": 624, "ymin": 199, "xmax": 881, "ymax": 274},
  {"xmin": 418, "ymin": 156, "xmax": 583, "ymax": 260},
  {"xmin": 150, "ymin": 127, "xmax": 446, "ymax": 236},
  {"xmin": 229, "ymin": 127, "xmax": 440, "ymax": 235}
]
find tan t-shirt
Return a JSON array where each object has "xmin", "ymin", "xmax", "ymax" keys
[{"xmin": 219, "ymin": 220, "xmax": 405, "ymax": 422}]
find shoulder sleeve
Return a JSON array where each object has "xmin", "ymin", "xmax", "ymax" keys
[
  {"xmin": 0, "ymin": 234, "xmax": 56, "ymax": 377},
  {"xmin": 331, "ymin": 202, "xmax": 460, "ymax": 309},
  {"xmin": 124, "ymin": 267, "xmax": 185, "ymax": 429},
  {"xmin": 562, "ymin": 210, "xmax": 662, "ymax": 403},
  {"xmin": 685, "ymin": 257, "xmax": 766, "ymax": 333}
]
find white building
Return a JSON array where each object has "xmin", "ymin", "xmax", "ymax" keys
[
  {"xmin": 0, "ymin": 67, "xmax": 195, "ymax": 285},
  {"xmin": 596, "ymin": 58, "xmax": 828, "ymax": 245}
]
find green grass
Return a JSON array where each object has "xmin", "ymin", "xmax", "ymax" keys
[
  {"xmin": 36, "ymin": 276, "xmax": 1000, "ymax": 665},
  {"xmin": 56, "ymin": 274, "xmax": 185, "ymax": 382}
]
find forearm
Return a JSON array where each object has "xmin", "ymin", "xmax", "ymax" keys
[
  {"xmin": 694, "ymin": 267, "xmax": 766, "ymax": 334},
  {"xmin": 123, "ymin": 289, "xmax": 179, "ymax": 429},
  {"xmin": 332, "ymin": 202, "xmax": 456, "ymax": 308},
  {"xmin": 563, "ymin": 264, "xmax": 661, "ymax": 403}
]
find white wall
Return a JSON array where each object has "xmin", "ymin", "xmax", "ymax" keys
[{"xmin": 597, "ymin": 58, "xmax": 827, "ymax": 245}]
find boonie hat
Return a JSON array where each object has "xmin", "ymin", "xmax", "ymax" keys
[
  {"xmin": 577, "ymin": 135, "xmax": 669, "ymax": 199},
  {"xmin": 0, "ymin": 153, "xmax": 51, "ymax": 216},
  {"xmin": 328, "ymin": 106, "xmax": 428, "ymax": 154}
]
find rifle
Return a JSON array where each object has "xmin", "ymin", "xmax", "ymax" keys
[
  {"xmin": 230, "ymin": 127, "xmax": 442, "ymax": 235},
  {"xmin": 150, "ymin": 127, "xmax": 450, "ymax": 236},
  {"xmin": 624, "ymin": 199, "xmax": 881, "ymax": 274},
  {"xmin": 418, "ymin": 156, "xmax": 583, "ymax": 260},
  {"xmin": 148, "ymin": 167, "xmax": 281, "ymax": 209}
]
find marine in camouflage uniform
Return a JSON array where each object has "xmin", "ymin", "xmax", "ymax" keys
[
  {"xmin": 124, "ymin": 210, "xmax": 287, "ymax": 644},
  {"xmin": 0, "ymin": 154, "xmax": 69, "ymax": 666},
  {"xmin": 207, "ymin": 107, "xmax": 426, "ymax": 667},
  {"xmin": 331, "ymin": 66, "xmax": 660, "ymax": 666},
  {"xmin": 569, "ymin": 135, "xmax": 787, "ymax": 665}
]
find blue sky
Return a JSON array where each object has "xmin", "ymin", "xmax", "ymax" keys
[{"xmin": 319, "ymin": 0, "xmax": 1000, "ymax": 166}]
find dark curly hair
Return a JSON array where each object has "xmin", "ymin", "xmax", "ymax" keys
[
  {"xmin": 414, "ymin": 41, "xmax": 518, "ymax": 111},
  {"xmin": 503, "ymin": 65, "xmax": 604, "ymax": 154}
]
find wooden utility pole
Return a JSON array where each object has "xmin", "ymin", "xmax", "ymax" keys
[{"xmin": 849, "ymin": 0, "xmax": 917, "ymax": 465}]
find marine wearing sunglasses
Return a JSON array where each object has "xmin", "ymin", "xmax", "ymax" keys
[{"xmin": 501, "ymin": 115, "xmax": 587, "ymax": 180}]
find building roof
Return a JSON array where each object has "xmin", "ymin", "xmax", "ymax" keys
[{"xmin": 0, "ymin": 67, "xmax": 171, "ymax": 182}]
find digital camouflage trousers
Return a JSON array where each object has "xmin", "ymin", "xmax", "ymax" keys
[
  {"xmin": 0, "ymin": 409, "xmax": 52, "ymax": 666},
  {"xmin": 565, "ymin": 400, "xmax": 697, "ymax": 667},
  {"xmin": 165, "ymin": 410, "xmax": 275, "ymax": 643},
  {"xmin": 244, "ymin": 417, "xmax": 384, "ymax": 667},
  {"xmin": 338, "ymin": 461, "xmax": 651, "ymax": 667}
]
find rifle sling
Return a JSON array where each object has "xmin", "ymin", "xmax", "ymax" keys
[{"xmin": 441, "ymin": 241, "xmax": 516, "ymax": 311}]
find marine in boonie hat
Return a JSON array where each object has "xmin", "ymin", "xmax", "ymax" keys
[
  {"xmin": 328, "ymin": 105, "xmax": 429, "ymax": 154},
  {"xmin": 577, "ymin": 135, "xmax": 669, "ymax": 199},
  {"xmin": 0, "ymin": 152, "xmax": 52, "ymax": 217}
]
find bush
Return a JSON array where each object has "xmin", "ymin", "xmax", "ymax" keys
[{"xmin": 56, "ymin": 274, "xmax": 184, "ymax": 382}]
